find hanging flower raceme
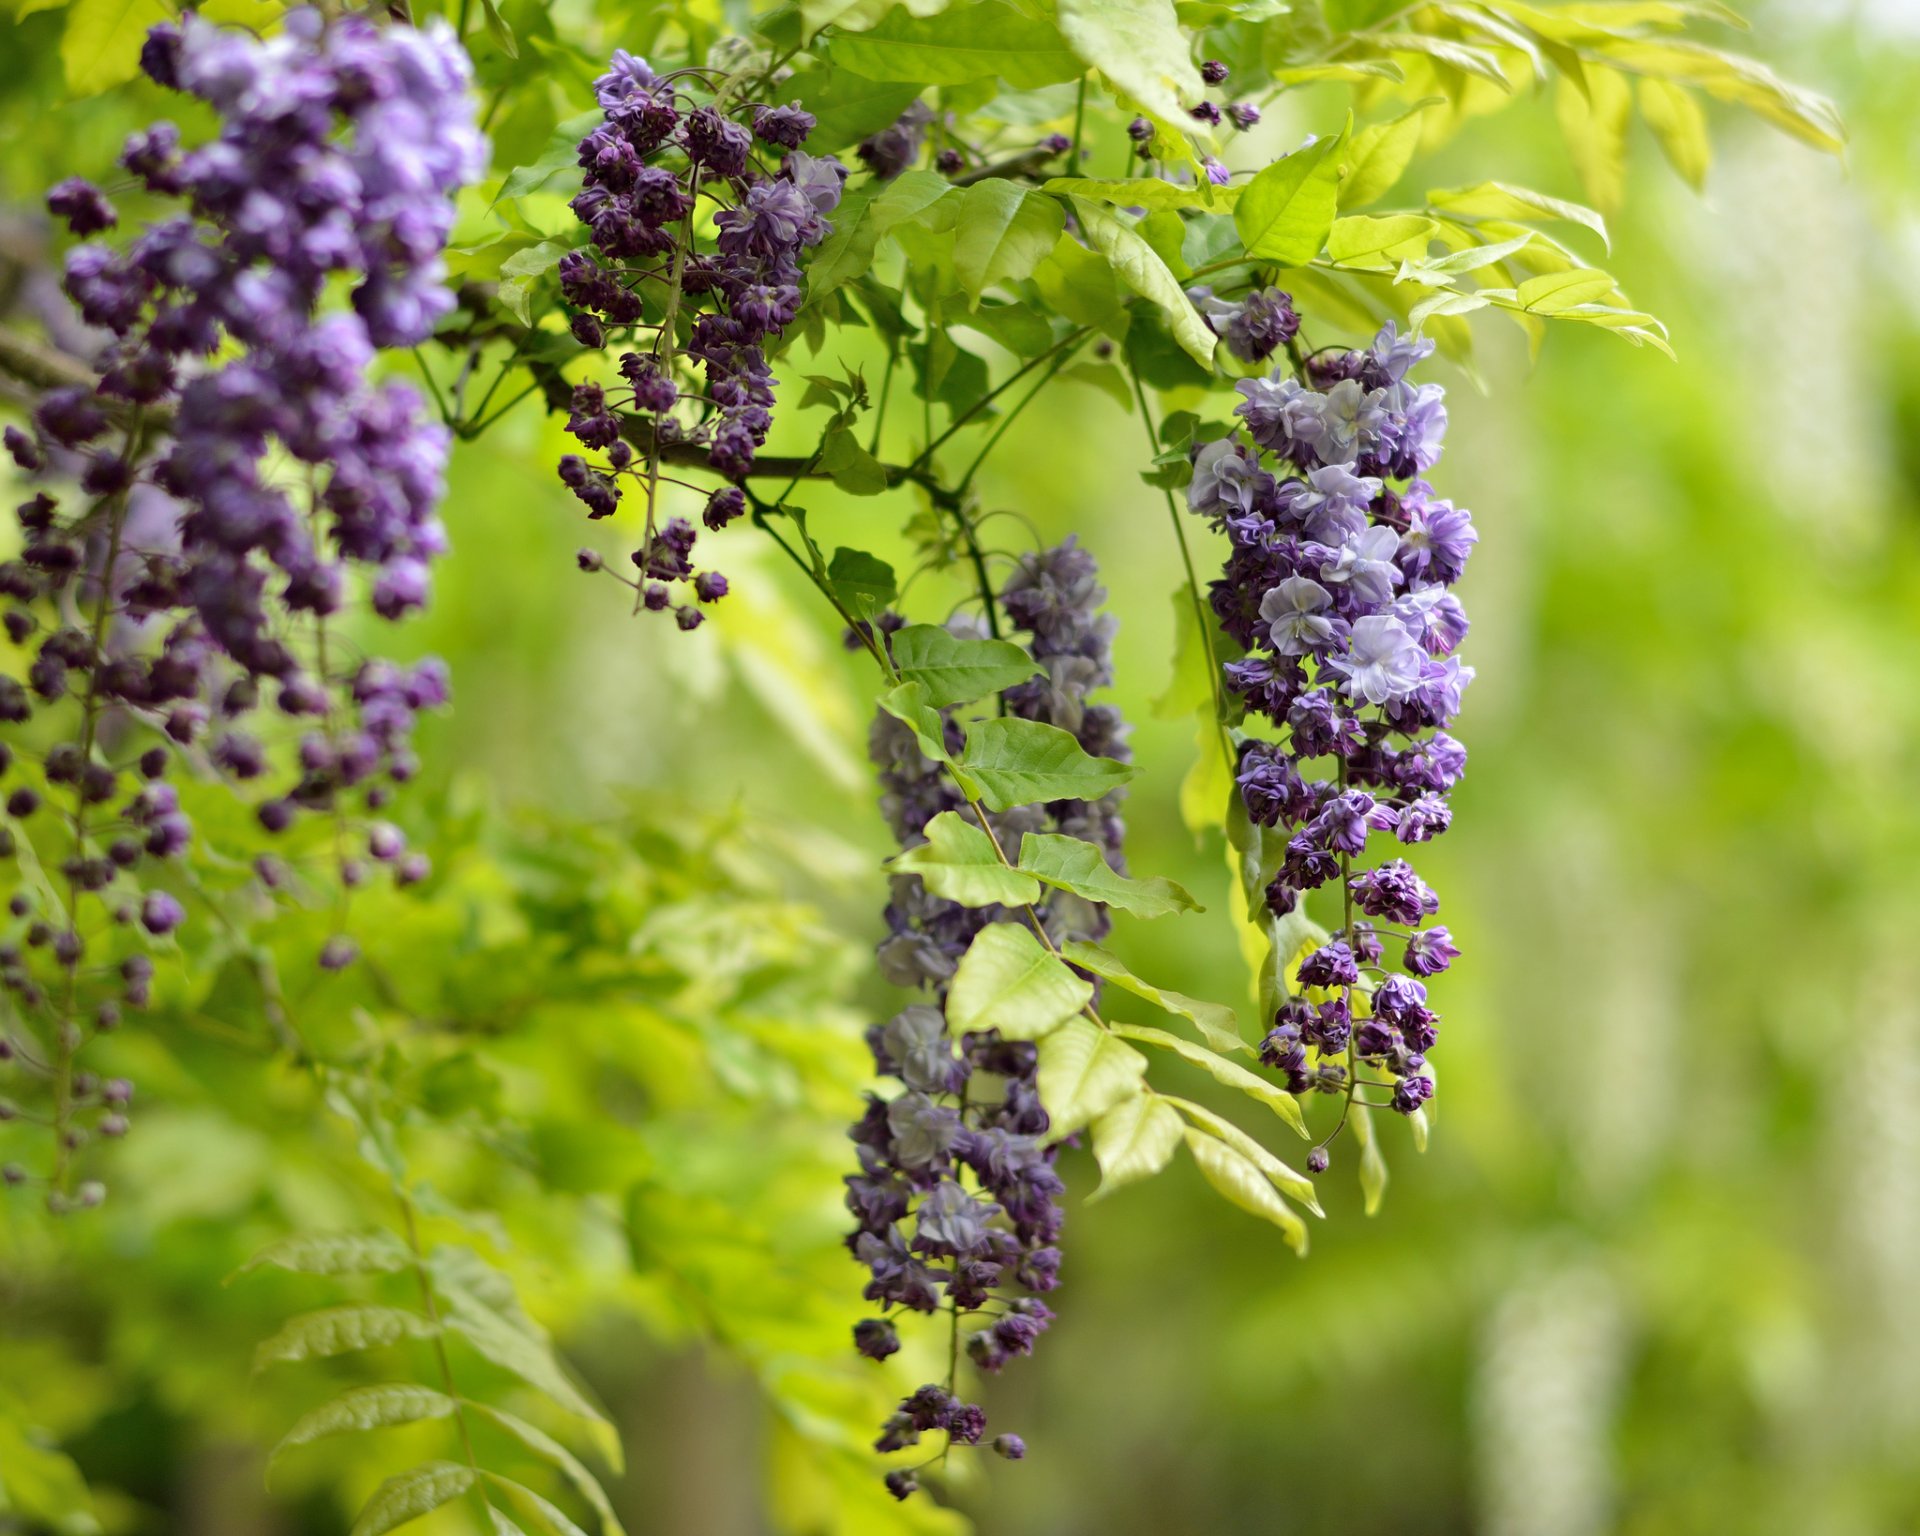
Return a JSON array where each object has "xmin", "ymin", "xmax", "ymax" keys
[
  {"xmin": 556, "ymin": 50, "xmax": 844, "ymax": 629},
  {"xmin": 0, "ymin": 9, "xmax": 482, "ymax": 1205},
  {"xmin": 1188, "ymin": 315, "xmax": 1473, "ymax": 1139},
  {"xmin": 850, "ymin": 541, "xmax": 1130, "ymax": 1496}
]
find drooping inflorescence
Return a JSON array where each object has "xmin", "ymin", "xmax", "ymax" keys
[
  {"xmin": 1188, "ymin": 311, "xmax": 1473, "ymax": 1145},
  {"xmin": 0, "ymin": 9, "xmax": 481, "ymax": 1204},
  {"xmin": 556, "ymin": 51, "xmax": 844, "ymax": 629},
  {"xmin": 850, "ymin": 542, "xmax": 1131, "ymax": 1494}
]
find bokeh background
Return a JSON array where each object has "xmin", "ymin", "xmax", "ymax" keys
[{"xmin": 3, "ymin": 1, "xmax": 1919, "ymax": 1533}]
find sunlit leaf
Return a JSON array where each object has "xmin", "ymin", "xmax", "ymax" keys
[
  {"xmin": 1069, "ymin": 198, "xmax": 1216, "ymax": 367},
  {"xmin": 1016, "ymin": 832, "xmax": 1200, "ymax": 918},
  {"xmin": 1059, "ymin": 939, "xmax": 1245, "ymax": 1055},
  {"xmin": 958, "ymin": 716, "xmax": 1136, "ymax": 811},
  {"xmin": 947, "ymin": 921, "xmax": 1092, "ymax": 1040},
  {"xmin": 1112, "ymin": 1022, "xmax": 1307, "ymax": 1137},
  {"xmin": 1234, "ymin": 123, "xmax": 1348, "ymax": 266},
  {"xmin": 1036, "ymin": 1017, "xmax": 1148, "ymax": 1136},
  {"xmin": 1181, "ymin": 1128, "xmax": 1308, "ymax": 1253},
  {"xmin": 1089, "ymin": 1092, "xmax": 1185, "ymax": 1197},
  {"xmin": 350, "ymin": 1463, "xmax": 476, "ymax": 1536},
  {"xmin": 272, "ymin": 1387, "xmax": 456, "ymax": 1464},
  {"xmin": 254, "ymin": 1307, "xmax": 439, "ymax": 1372},
  {"xmin": 888, "ymin": 811, "xmax": 1042, "ymax": 908}
]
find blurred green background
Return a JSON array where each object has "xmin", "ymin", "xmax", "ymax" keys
[{"xmin": 4, "ymin": 2, "xmax": 1920, "ymax": 1533}]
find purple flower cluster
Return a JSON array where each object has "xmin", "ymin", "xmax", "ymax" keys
[
  {"xmin": 0, "ymin": 11, "xmax": 477, "ymax": 1201},
  {"xmin": 1190, "ymin": 285, "xmax": 1301, "ymax": 364},
  {"xmin": 851, "ymin": 542, "xmax": 1131, "ymax": 1491},
  {"xmin": 557, "ymin": 52, "xmax": 844, "ymax": 628},
  {"xmin": 1188, "ymin": 322, "xmax": 1474, "ymax": 1120}
]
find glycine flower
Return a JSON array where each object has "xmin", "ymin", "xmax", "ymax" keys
[
  {"xmin": 851, "ymin": 543, "xmax": 1132, "ymax": 1489},
  {"xmin": 1188, "ymin": 439, "xmax": 1275, "ymax": 522},
  {"xmin": 1235, "ymin": 374, "xmax": 1327, "ymax": 462},
  {"xmin": 1261, "ymin": 576, "xmax": 1340, "ymax": 656},
  {"xmin": 1320, "ymin": 525, "xmax": 1403, "ymax": 608},
  {"xmin": 1189, "ymin": 321, "xmax": 1474, "ymax": 1126},
  {"xmin": 1328, "ymin": 615, "xmax": 1425, "ymax": 705},
  {"xmin": 559, "ymin": 56, "xmax": 843, "ymax": 624},
  {"xmin": 1316, "ymin": 378, "xmax": 1391, "ymax": 464},
  {"xmin": 1295, "ymin": 463, "xmax": 1383, "ymax": 543}
]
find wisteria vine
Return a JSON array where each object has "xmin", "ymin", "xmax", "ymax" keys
[{"xmin": 0, "ymin": 10, "xmax": 480, "ymax": 1205}]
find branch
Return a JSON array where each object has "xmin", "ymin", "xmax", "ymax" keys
[
  {"xmin": 0, "ymin": 322, "xmax": 96, "ymax": 396},
  {"xmin": 952, "ymin": 148, "xmax": 1057, "ymax": 188},
  {"xmin": 444, "ymin": 289, "xmax": 962, "ymax": 508}
]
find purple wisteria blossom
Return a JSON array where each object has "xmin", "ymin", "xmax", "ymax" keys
[
  {"xmin": 852, "ymin": 542, "xmax": 1130, "ymax": 1491},
  {"xmin": 1189, "ymin": 322, "xmax": 1476, "ymax": 1128},
  {"xmin": 557, "ymin": 54, "xmax": 843, "ymax": 625}
]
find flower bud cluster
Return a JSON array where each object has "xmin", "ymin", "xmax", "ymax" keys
[
  {"xmin": 556, "ymin": 51, "xmax": 844, "ymax": 628},
  {"xmin": 1, "ymin": 9, "xmax": 479, "ymax": 1204},
  {"xmin": 1187, "ymin": 319, "xmax": 1473, "ymax": 1119},
  {"xmin": 850, "ymin": 542, "xmax": 1131, "ymax": 1492}
]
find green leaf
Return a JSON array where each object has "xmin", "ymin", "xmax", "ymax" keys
[
  {"xmin": 479, "ymin": 0, "xmax": 518, "ymax": 57},
  {"xmin": 775, "ymin": 69, "xmax": 925, "ymax": 154},
  {"xmin": 803, "ymin": 0, "xmax": 952, "ymax": 37},
  {"xmin": 1233, "ymin": 123, "xmax": 1348, "ymax": 266},
  {"xmin": 959, "ymin": 716, "xmax": 1137, "ymax": 811},
  {"xmin": 947, "ymin": 921, "xmax": 1092, "ymax": 1040},
  {"xmin": 1182, "ymin": 1128, "xmax": 1308, "ymax": 1253},
  {"xmin": 1352, "ymin": 1098, "xmax": 1388, "ymax": 1215},
  {"xmin": 1036, "ymin": 1018, "xmax": 1148, "ymax": 1137},
  {"xmin": 1340, "ymin": 101, "xmax": 1437, "ymax": 209},
  {"xmin": 1517, "ymin": 268, "xmax": 1620, "ymax": 312},
  {"xmin": 1112, "ymin": 1023, "xmax": 1308, "ymax": 1139},
  {"xmin": 806, "ymin": 186, "xmax": 882, "ymax": 299},
  {"xmin": 496, "ymin": 111, "xmax": 602, "ymax": 203},
  {"xmin": 1638, "ymin": 77, "xmax": 1711, "ymax": 191},
  {"xmin": 872, "ymin": 168, "xmax": 963, "ymax": 236},
  {"xmin": 826, "ymin": 547, "xmax": 897, "ymax": 617},
  {"xmin": 891, "ymin": 625, "xmax": 1040, "ymax": 706},
  {"xmin": 1372, "ymin": 32, "xmax": 1514, "ymax": 89},
  {"xmin": 829, "ymin": 2, "xmax": 1081, "ymax": 87},
  {"xmin": 254, "ymin": 1307, "xmax": 439, "ymax": 1371},
  {"xmin": 1057, "ymin": 0, "xmax": 1208, "ymax": 135},
  {"xmin": 1032, "ymin": 233, "xmax": 1128, "ymax": 333},
  {"xmin": 442, "ymin": 1303, "xmax": 612, "ymax": 1450},
  {"xmin": 60, "ymin": 0, "xmax": 169, "ymax": 95},
  {"xmin": 482, "ymin": 1476, "xmax": 592, "ymax": 1536},
  {"xmin": 952, "ymin": 181, "xmax": 1066, "ymax": 303},
  {"xmin": 1044, "ymin": 177, "xmax": 1235, "ymax": 213},
  {"xmin": 468, "ymin": 1405, "xmax": 627, "ymax": 1536},
  {"xmin": 351, "ymin": 1464, "xmax": 476, "ymax": 1536},
  {"xmin": 1068, "ymin": 199, "xmax": 1216, "ymax": 368},
  {"xmin": 889, "ymin": 811, "xmax": 1042, "ymax": 908},
  {"xmin": 489, "ymin": 1512, "xmax": 532, "ymax": 1536},
  {"xmin": 1059, "ymin": 939, "xmax": 1244, "ymax": 1055},
  {"xmin": 1089, "ymin": 1092, "xmax": 1185, "ymax": 1198},
  {"xmin": 876, "ymin": 681, "xmax": 966, "ymax": 779},
  {"xmin": 1555, "ymin": 66, "xmax": 1631, "ymax": 212},
  {"xmin": 273, "ymin": 1387, "xmax": 456, "ymax": 1464},
  {"xmin": 1427, "ymin": 180, "xmax": 1610, "ymax": 250},
  {"xmin": 818, "ymin": 429, "xmax": 889, "ymax": 496},
  {"xmin": 1325, "ymin": 214, "xmax": 1438, "ymax": 268},
  {"xmin": 1167, "ymin": 1096, "xmax": 1319, "ymax": 1209},
  {"xmin": 1016, "ymin": 832, "xmax": 1199, "ymax": 918},
  {"xmin": 236, "ymin": 1231, "xmax": 411, "ymax": 1281}
]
